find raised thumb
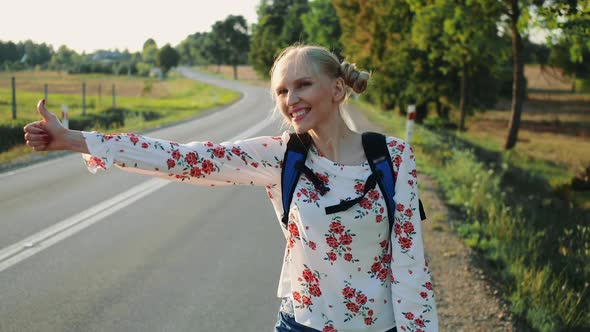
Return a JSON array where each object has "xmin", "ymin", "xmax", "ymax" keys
[{"xmin": 36, "ymin": 99, "xmax": 53, "ymax": 120}]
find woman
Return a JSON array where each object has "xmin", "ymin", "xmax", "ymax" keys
[{"xmin": 24, "ymin": 44, "xmax": 438, "ymax": 332}]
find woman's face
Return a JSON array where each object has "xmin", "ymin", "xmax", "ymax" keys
[{"xmin": 272, "ymin": 56, "xmax": 341, "ymax": 134}]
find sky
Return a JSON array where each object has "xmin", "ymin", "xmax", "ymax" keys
[{"xmin": 0, "ymin": 0, "xmax": 260, "ymax": 53}]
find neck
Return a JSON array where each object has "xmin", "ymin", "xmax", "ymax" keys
[{"xmin": 308, "ymin": 114, "xmax": 360, "ymax": 164}]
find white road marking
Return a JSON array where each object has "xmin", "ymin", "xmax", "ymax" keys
[{"xmin": 0, "ymin": 112, "xmax": 275, "ymax": 273}]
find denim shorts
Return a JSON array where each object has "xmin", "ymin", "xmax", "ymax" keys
[{"xmin": 274, "ymin": 311, "xmax": 398, "ymax": 332}]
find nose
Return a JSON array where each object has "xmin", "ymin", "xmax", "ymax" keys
[{"xmin": 287, "ymin": 90, "xmax": 299, "ymax": 106}]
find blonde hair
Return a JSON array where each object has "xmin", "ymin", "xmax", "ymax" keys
[{"xmin": 270, "ymin": 44, "xmax": 370, "ymax": 101}]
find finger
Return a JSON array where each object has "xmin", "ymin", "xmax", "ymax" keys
[
  {"xmin": 26, "ymin": 140, "xmax": 47, "ymax": 150},
  {"xmin": 25, "ymin": 133, "xmax": 50, "ymax": 142},
  {"xmin": 36, "ymin": 99, "xmax": 55, "ymax": 120},
  {"xmin": 24, "ymin": 122, "xmax": 46, "ymax": 134}
]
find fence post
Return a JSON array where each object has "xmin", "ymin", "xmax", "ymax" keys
[
  {"xmin": 112, "ymin": 84, "xmax": 116, "ymax": 110},
  {"xmin": 98, "ymin": 83, "xmax": 102, "ymax": 107},
  {"xmin": 61, "ymin": 105, "xmax": 69, "ymax": 129},
  {"xmin": 82, "ymin": 82, "xmax": 86, "ymax": 115},
  {"xmin": 44, "ymin": 84, "xmax": 48, "ymax": 104},
  {"xmin": 406, "ymin": 104, "xmax": 416, "ymax": 144},
  {"xmin": 11, "ymin": 77, "xmax": 16, "ymax": 119}
]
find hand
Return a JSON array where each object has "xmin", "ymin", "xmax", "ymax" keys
[{"xmin": 23, "ymin": 99, "xmax": 70, "ymax": 151}]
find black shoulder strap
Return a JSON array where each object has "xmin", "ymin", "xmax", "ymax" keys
[
  {"xmin": 362, "ymin": 132, "xmax": 427, "ymax": 233},
  {"xmin": 281, "ymin": 133, "xmax": 312, "ymax": 229}
]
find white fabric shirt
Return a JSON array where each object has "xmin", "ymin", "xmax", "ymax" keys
[{"xmin": 82, "ymin": 131, "xmax": 438, "ymax": 332}]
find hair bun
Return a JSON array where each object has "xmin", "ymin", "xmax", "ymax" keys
[{"xmin": 340, "ymin": 61, "xmax": 370, "ymax": 94}]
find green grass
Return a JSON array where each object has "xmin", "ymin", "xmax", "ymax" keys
[
  {"xmin": 0, "ymin": 71, "xmax": 240, "ymax": 165},
  {"xmin": 355, "ymin": 99, "xmax": 590, "ymax": 331}
]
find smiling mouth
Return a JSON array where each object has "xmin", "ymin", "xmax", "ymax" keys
[{"xmin": 290, "ymin": 108, "xmax": 310, "ymax": 122}]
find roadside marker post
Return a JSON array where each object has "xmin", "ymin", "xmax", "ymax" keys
[
  {"xmin": 406, "ymin": 104, "xmax": 416, "ymax": 144},
  {"xmin": 61, "ymin": 105, "xmax": 69, "ymax": 129}
]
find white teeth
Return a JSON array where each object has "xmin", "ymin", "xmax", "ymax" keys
[{"xmin": 292, "ymin": 109, "xmax": 308, "ymax": 118}]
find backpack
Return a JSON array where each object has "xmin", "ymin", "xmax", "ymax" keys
[{"xmin": 280, "ymin": 132, "xmax": 426, "ymax": 235}]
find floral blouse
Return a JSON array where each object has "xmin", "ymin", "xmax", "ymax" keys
[{"xmin": 81, "ymin": 131, "xmax": 438, "ymax": 332}]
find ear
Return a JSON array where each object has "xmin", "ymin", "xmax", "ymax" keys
[{"xmin": 332, "ymin": 77, "xmax": 346, "ymax": 103}]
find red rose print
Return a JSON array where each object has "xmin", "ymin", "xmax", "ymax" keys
[
  {"xmin": 309, "ymin": 192, "xmax": 319, "ymax": 201},
  {"xmin": 415, "ymin": 318, "xmax": 425, "ymax": 327},
  {"xmin": 354, "ymin": 182, "xmax": 365, "ymax": 194},
  {"xmin": 329, "ymin": 222, "xmax": 344, "ymax": 234},
  {"xmin": 382, "ymin": 254, "xmax": 391, "ymax": 264},
  {"xmin": 346, "ymin": 302, "xmax": 360, "ymax": 313},
  {"xmin": 404, "ymin": 208, "xmax": 413, "ymax": 218},
  {"xmin": 231, "ymin": 147, "xmax": 242, "ymax": 156},
  {"xmin": 355, "ymin": 293, "xmax": 367, "ymax": 305},
  {"xmin": 308, "ymin": 241, "xmax": 316, "ymax": 250},
  {"xmin": 302, "ymin": 296, "xmax": 312, "ymax": 306},
  {"xmin": 411, "ymin": 169, "xmax": 417, "ymax": 177},
  {"xmin": 396, "ymin": 203, "xmax": 405, "ymax": 212},
  {"xmin": 202, "ymin": 160, "xmax": 214, "ymax": 175},
  {"xmin": 364, "ymin": 317, "xmax": 374, "ymax": 325},
  {"xmin": 403, "ymin": 221, "xmax": 414, "ymax": 234},
  {"xmin": 309, "ymin": 284, "xmax": 322, "ymax": 297},
  {"xmin": 166, "ymin": 159, "xmax": 175, "ymax": 169},
  {"xmin": 302, "ymin": 269, "xmax": 316, "ymax": 283},
  {"xmin": 404, "ymin": 312, "xmax": 414, "ymax": 320},
  {"xmin": 251, "ymin": 162, "xmax": 259, "ymax": 168},
  {"xmin": 288, "ymin": 223, "xmax": 300, "ymax": 237},
  {"xmin": 380, "ymin": 240, "xmax": 388, "ymax": 248},
  {"xmin": 213, "ymin": 147, "xmax": 225, "ymax": 158},
  {"xmin": 408, "ymin": 179, "xmax": 414, "ymax": 186},
  {"xmin": 301, "ymin": 188, "xmax": 308, "ymax": 196},
  {"xmin": 141, "ymin": 142, "xmax": 149, "ymax": 149},
  {"xmin": 339, "ymin": 234, "xmax": 353, "ymax": 246},
  {"xmin": 359, "ymin": 197, "xmax": 372, "ymax": 209},
  {"xmin": 190, "ymin": 167, "xmax": 202, "ymax": 178},
  {"xmin": 375, "ymin": 215, "xmax": 383, "ymax": 223},
  {"xmin": 400, "ymin": 237, "xmax": 413, "ymax": 249},
  {"xmin": 368, "ymin": 309, "xmax": 374, "ymax": 316},
  {"xmin": 342, "ymin": 287, "xmax": 355, "ymax": 299},
  {"xmin": 371, "ymin": 262, "xmax": 381, "ymax": 273},
  {"xmin": 378, "ymin": 268, "xmax": 388, "ymax": 281},
  {"xmin": 185, "ymin": 152, "xmax": 198, "ymax": 165},
  {"xmin": 389, "ymin": 140, "xmax": 397, "ymax": 147},
  {"xmin": 395, "ymin": 223, "xmax": 402, "ymax": 236},
  {"xmin": 327, "ymin": 252, "xmax": 337, "ymax": 261},
  {"xmin": 323, "ymin": 326, "xmax": 336, "ymax": 332},
  {"xmin": 293, "ymin": 291, "xmax": 301, "ymax": 302},
  {"xmin": 130, "ymin": 136, "xmax": 139, "ymax": 145},
  {"xmin": 425, "ymin": 282, "xmax": 433, "ymax": 290},
  {"xmin": 396, "ymin": 144, "xmax": 405, "ymax": 152},
  {"xmin": 326, "ymin": 237, "xmax": 339, "ymax": 249},
  {"xmin": 344, "ymin": 253, "xmax": 353, "ymax": 261},
  {"xmin": 394, "ymin": 155, "xmax": 402, "ymax": 167},
  {"xmin": 368, "ymin": 190, "xmax": 380, "ymax": 201},
  {"xmin": 316, "ymin": 172, "xmax": 329, "ymax": 184},
  {"xmin": 171, "ymin": 149, "xmax": 181, "ymax": 160},
  {"xmin": 420, "ymin": 292, "xmax": 428, "ymax": 299}
]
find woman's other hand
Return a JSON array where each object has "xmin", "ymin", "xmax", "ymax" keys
[{"xmin": 24, "ymin": 99, "xmax": 72, "ymax": 152}]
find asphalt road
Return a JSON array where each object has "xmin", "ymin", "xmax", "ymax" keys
[{"xmin": 0, "ymin": 68, "xmax": 288, "ymax": 332}]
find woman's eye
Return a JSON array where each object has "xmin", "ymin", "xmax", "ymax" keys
[
  {"xmin": 277, "ymin": 89, "xmax": 287, "ymax": 96},
  {"xmin": 299, "ymin": 81, "xmax": 312, "ymax": 88}
]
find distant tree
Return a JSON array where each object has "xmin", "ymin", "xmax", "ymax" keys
[
  {"xmin": 142, "ymin": 38, "xmax": 158, "ymax": 65},
  {"xmin": 0, "ymin": 41, "xmax": 19, "ymax": 65},
  {"xmin": 156, "ymin": 44, "xmax": 180, "ymax": 77},
  {"xmin": 301, "ymin": 0, "xmax": 343, "ymax": 57},
  {"xmin": 250, "ymin": 0, "xmax": 309, "ymax": 78},
  {"xmin": 177, "ymin": 32, "xmax": 209, "ymax": 66},
  {"xmin": 209, "ymin": 15, "xmax": 250, "ymax": 79},
  {"xmin": 49, "ymin": 45, "xmax": 78, "ymax": 71}
]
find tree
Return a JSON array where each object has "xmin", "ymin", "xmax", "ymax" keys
[
  {"xmin": 177, "ymin": 32, "xmax": 209, "ymax": 66},
  {"xmin": 301, "ymin": 0, "xmax": 343, "ymax": 57},
  {"xmin": 156, "ymin": 44, "xmax": 180, "ymax": 77},
  {"xmin": 410, "ymin": 0, "xmax": 502, "ymax": 130},
  {"xmin": 209, "ymin": 15, "xmax": 250, "ymax": 79},
  {"xmin": 250, "ymin": 0, "xmax": 309, "ymax": 78},
  {"xmin": 142, "ymin": 38, "xmax": 158, "ymax": 65}
]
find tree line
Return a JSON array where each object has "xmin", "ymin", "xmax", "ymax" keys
[{"xmin": 1, "ymin": 0, "xmax": 588, "ymax": 149}]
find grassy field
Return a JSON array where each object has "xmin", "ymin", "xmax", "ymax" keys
[
  {"xmin": 195, "ymin": 65, "xmax": 268, "ymax": 87},
  {"xmin": 0, "ymin": 70, "xmax": 240, "ymax": 165}
]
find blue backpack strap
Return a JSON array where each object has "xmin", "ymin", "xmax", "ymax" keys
[
  {"xmin": 362, "ymin": 132, "xmax": 397, "ymax": 235},
  {"xmin": 362, "ymin": 132, "xmax": 427, "ymax": 235},
  {"xmin": 281, "ymin": 133, "xmax": 312, "ymax": 229}
]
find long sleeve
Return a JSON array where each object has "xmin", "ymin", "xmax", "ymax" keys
[
  {"xmin": 81, "ymin": 131, "xmax": 285, "ymax": 187},
  {"xmin": 389, "ymin": 142, "xmax": 439, "ymax": 331}
]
